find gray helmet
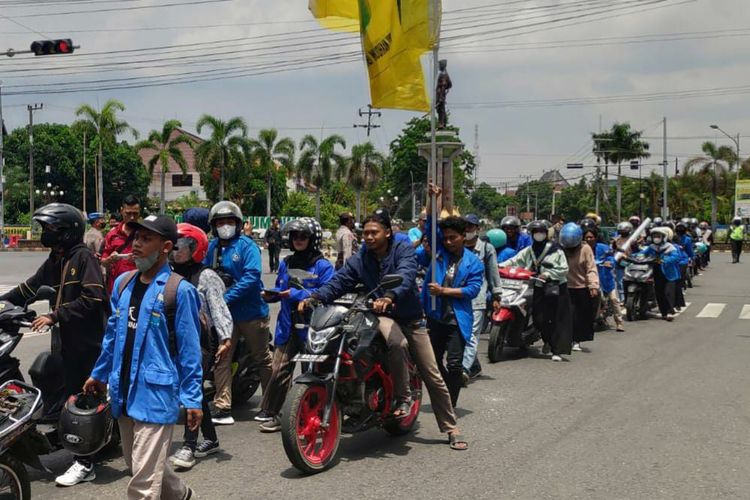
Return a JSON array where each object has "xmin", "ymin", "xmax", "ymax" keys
[
  {"xmin": 500, "ymin": 216, "xmax": 521, "ymax": 229},
  {"xmin": 616, "ymin": 221, "xmax": 633, "ymax": 234},
  {"xmin": 208, "ymin": 201, "xmax": 243, "ymax": 238}
]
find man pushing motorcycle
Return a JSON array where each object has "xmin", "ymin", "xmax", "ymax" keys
[{"xmin": 300, "ymin": 208, "xmax": 468, "ymax": 450}]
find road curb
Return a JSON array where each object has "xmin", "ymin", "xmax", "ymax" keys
[{"xmin": 0, "ymin": 248, "xmax": 48, "ymax": 252}]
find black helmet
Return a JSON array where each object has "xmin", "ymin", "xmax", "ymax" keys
[
  {"xmin": 33, "ymin": 203, "xmax": 85, "ymax": 249},
  {"xmin": 282, "ymin": 217, "xmax": 323, "ymax": 251},
  {"xmin": 675, "ymin": 222, "xmax": 687, "ymax": 232},
  {"xmin": 208, "ymin": 201, "xmax": 243, "ymax": 238},
  {"xmin": 579, "ymin": 218, "xmax": 598, "ymax": 234},
  {"xmin": 527, "ymin": 220, "xmax": 547, "ymax": 234},
  {"xmin": 59, "ymin": 393, "xmax": 113, "ymax": 456},
  {"xmin": 500, "ymin": 216, "xmax": 521, "ymax": 229}
]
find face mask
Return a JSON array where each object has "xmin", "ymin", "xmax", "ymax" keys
[
  {"xmin": 40, "ymin": 230, "xmax": 62, "ymax": 248},
  {"xmin": 652, "ymin": 237, "xmax": 663, "ymax": 245},
  {"xmin": 134, "ymin": 250, "xmax": 160, "ymax": 273},
  {"xmin": 533, "ymin": 232, "xmax": 547, "ymax": 242},
  {"xmin": 217, "ymin": 225, "xmax": 236, "ymax": 240},
  {"xmin": 465, "ymin": 231, "xmax": 477, "ymax": 241}
]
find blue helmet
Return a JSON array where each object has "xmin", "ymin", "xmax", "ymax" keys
[
  {"xmin": 87, "ymin": 212, "xmax": 105, "ymax": 224},
  {"xmin": 559, "ymin": 222, "xmax": 583, "ymax": 249}
]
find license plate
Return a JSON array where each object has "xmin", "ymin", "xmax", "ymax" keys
[
  {"xmin": 292, "ymin": 354, "xmax": 330, "ymax": 363},
  {"xmin": 499, "ymin": 279, "xmax": 523, "ymax": 289}
]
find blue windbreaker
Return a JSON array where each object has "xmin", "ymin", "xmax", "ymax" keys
[
  {"xmin": 497, "ymin": 232, "xmax": 532, "ymax": 257},
  {"xmin": 594, "ymin": 242, "xmax": 616, "ymax": 294},
  {"xmin": 639, "ymin": 243, "xmax": 681, "ymax": 282},
  {"xmin": 497, "ymin": 247, "xmax": 518, "ymax": 263},
  {"xmin": 270, "ymin": 257, "xmax": 335, "ymax": 345},
  {"xmin": 91, "ymin": 264, "xmax": 203, "ymax": 424},
  {"xmin": 204, "ymin": 235, "xmax": 269, "ymax": 322}
]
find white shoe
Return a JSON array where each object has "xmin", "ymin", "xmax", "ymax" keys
[
  {"xmin": 55, "ymin": 460, "xmax": 95, "ymax": 486},
  {"xmin": 551, "ymin": 355, "xmax": 563, "ymax": 362},
  {"xmin": 571, "ymin": 343, "xmax": 582, "ymax": 352}
]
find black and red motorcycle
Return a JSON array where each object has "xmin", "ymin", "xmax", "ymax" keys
[{"xmin": 280, "ymin": 272, "xmax": 422, "ymax": 474}]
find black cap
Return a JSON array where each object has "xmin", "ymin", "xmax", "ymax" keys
[{"xmin": 127, "ymin": 215, "xmax": 179, "ymax": 243}]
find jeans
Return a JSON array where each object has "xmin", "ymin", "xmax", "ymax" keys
[
  {"xmin": 268, "ymin": 245, "xmax": 281, "ymax": 272},
  {"xmin": 183, "ymin": 390, "xmax": 218, "ymax": 449},
  {"xmin": 462, "ymin": 310, "xmax": 485, "ymax": 374},
  {"xmin": 731, "ymin": 239, "xmax": 743, "ymax": 263},
  {"xmin": 428, "ymin": 319, "xmax": 466, "ymax": 408},
  {"xmin": 615, "ymin": 266, "xmax": 625, "ymax": 302}
]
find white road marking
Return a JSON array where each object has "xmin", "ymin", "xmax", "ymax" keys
[
  {"xmin": 739, "ymin": 305, "xmax": 750, "ymax": 320},
  {"xmin": 696, "ymin": 303, "xmax": 726, "ymax": 318},
  {"xmin": 673, "ymin": 302, "xmax": 691, "ymax": 316}
]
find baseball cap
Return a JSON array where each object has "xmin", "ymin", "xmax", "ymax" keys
[
  {"xmin": 463, "ymin": 214, "xmax": 480, "ymax": 226},
  {"xmin": 127, "ymin": 215, "xmax": 179, "ymax": 243}
]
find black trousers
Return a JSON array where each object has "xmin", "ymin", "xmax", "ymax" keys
[
  {"xmin": 184, "ymin": 388, "xmax": 217, "ymax": 450},
  {"xmin": 268, "ymin": 245, "xmax": 281, "ymax": 271},
  {"xmin": 731, "ymin": 239, "xmax": 743, "ymax": 263},
  {"xmin": 653, "ymin": 267, "xmax": 676, "ymax": 317},
  {"xmin": 427, "ymin": 319, "xmax": 465, "ymax": 408}
]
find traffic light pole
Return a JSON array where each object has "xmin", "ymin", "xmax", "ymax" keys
[
  {"xmin": 28, "ymin": 103, "xmax": 43, "ymax": 217},
  {"xmin": 0, "ymin": 83, "xmax": 4, "ymax": 243}
]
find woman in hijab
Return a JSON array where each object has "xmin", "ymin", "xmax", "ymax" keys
[{"xmin": 499, "ymin": 220, "xmax": 572, "ymax": 361}]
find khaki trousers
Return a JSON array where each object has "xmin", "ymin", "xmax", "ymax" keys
[
  {"xmin": 260, "ymin": 338, "xmax": 302, "ymax": 415},
  {"xmin": 118, "ymin": 416, "xmax": 186, "ymax": 500},
  {"xmin": 402, "ymin": 322, "xmax": 458, "ymax": 434},
  {"xmin": 377, "ymin": 317, "xmax": 412, "ymax": 406},
  {"xmin": 214, "ymin": 317, "xmax": 273, "ymax": 411}
]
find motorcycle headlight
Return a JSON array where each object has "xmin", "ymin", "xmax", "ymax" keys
[{"xmin": 308, "ymin": 327, "xmax": 337, "ymax": 354}]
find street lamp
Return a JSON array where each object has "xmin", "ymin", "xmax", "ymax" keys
[{"xmin": 710, "ymin": 124, "xmax": 742, "ymax": 217}]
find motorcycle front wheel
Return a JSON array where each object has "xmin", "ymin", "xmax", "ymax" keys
[
  {"xmin": 0, "ymin": 454, "xmax": 29, "ymax": 500},
  {"xmin": 487, "ymin": 321, "xmax": 509, "ymax": 363},
  {"xmin": 281, "ymin": 383, "xmax": 341, "ymax": 475},
  {"xmin": 625, "ymin": 292, "xmax": 637, "ymax": 322}
]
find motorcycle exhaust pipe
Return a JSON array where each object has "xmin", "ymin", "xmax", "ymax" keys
[{"xmin": 615, "ymin": 217, "xmax": 651, "ymax": 262}]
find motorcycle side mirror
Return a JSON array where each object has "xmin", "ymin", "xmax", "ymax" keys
[
  {"xmin": 287, "ymin": 269, "xmax": 316, "ymax": 290},
  {"xmin": 24, "ymin": 285, "xmax": 56, "ymax": 310},
  {"xmin": 380, "ymin": 274, "xmax": 404, "ymax": 290}
]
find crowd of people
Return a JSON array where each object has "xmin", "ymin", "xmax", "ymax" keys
[{"xmin": 0, "ymin": 188, "xmax": 736, "ymax": 499}]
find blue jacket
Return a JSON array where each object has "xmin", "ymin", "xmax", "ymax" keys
[
  {"xmin": 639, "ymin": 243, "xmax": 681, "ymax": 282},
  {"xmin": 497, "ymin": 247, "xmax": 518, "ymax": 263},
  {"xmin": 394, "ymin": 232, "xmax": 411, "ymax": 244},
  {"xmin": 674, "ymin": 234, "xmax": 694, "ymax": 262},
  {"xmin": 594, "ymin": 243, "xmax": 616, "ymax": 294},
  {"xmin": 419, "ymin": 218, "xmax": 484, "ymax": 343},
  {"xmin": 314, "ymin": 239, "xmax": 422, "ymax": 323},
  {"xmin": 91, "ymin": 264, "xmax": 203, "ymax": 425},
  {"xmin": 204, "ymin": 235, "xmax": 268, "ymax": 322},
  {"xmin": 270, "ymin": 257, "xmax": 335, "ymax": 345},
  {"xmin": 498, "ymin": 232, "xmax": 532, "ymax": 256}
]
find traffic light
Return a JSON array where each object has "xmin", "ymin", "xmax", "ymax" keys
[{"xmin": 30, "ymin": 39, "xmax": 75, "ymax": 56}]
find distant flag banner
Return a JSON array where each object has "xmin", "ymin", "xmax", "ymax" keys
[{"xmin": 309, "ymin": 0, "xmax": 441, "ymax": 112}]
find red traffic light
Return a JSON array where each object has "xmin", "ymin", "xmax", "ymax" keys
[{"xmin": 30, "ymin": 39, "xmax": 75, "ymax": 56}]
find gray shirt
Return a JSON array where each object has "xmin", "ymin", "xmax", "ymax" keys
[{"xmin": 467, "ymin": 240, "xmax": 502, "ymax": 310}]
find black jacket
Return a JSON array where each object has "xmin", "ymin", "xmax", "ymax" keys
[{"xmin": 0, "ymin": 243, "xmax": 108, "ymax": 357}]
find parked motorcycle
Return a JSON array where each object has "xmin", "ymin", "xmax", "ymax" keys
[
  {"xmin": 280, "ymin": 272, "xmax": 422, "ymax": 474},
  {"xmin": 487, "ymin": 267, "xmax": 541, "ymax": 363},
  {"xmin": 622, "ymin": 255, "xmax": 657, "ymax": 321}
]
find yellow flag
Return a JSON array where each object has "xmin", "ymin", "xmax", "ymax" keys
[{"xmin": 309, "ymin": 0, "xmax": 440, "ymax": 112}]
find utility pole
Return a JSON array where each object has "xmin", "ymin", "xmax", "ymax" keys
[
  {"xmin": 0, "ymin": 83, "xmax": 4, "ymax": 242},
  {"xmin": 473, "ymin": 124, "xmax": 480, "ymax": 189},
  {"xmin": 82, "ymin": 130, "xmax": 87, "ymax": 214},
  {"xmin": 662, "ymin": 117, "xmax": 668, "ymax": 219},
  {"xmin": 353, "ymin": 104, "xmax": 381, "ymax": 222},
  {"xmin": 27, "ymin": 103, "xmax": 43, "ymax": 217},
  {"xmin": 522, "ymin": 175, "xmax": 532, "ymax": 213}
]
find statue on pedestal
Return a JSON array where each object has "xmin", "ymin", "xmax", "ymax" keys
[{"xmin": 436, "ymin": 59, "xmax": 452, "ymax": 130}]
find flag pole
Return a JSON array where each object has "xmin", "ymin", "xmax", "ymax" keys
[{"xmin": 429, "ymin": 10, "xmax": 440, "ymax": 310}]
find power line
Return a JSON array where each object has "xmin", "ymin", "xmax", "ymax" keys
[{"xmin": 4, "ymin": 0, "xmax": 232, "ymax": 18}]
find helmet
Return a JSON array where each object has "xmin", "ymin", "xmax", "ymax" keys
[
  {"xmin": 585, "ymin": 212, "xmax": 602, "ymax": 225},
  {"xmin": 628, "ymin": 215, "xmax": 641, "ymax": 226},
  {"xmin": 699, "ymin": 221, "xmax": 709, "ymax": 230},
  {"xmin": 651, "ymin": 227, "xmax": 670, "ymax": 239},
  {"xmin": 87, "ymin": 212, "xmax": 105, "ymax": 224},
  {"xmin": 579, "ymin": 218, "xmax": 598, "ymax": 234},
  {"xmin": 680, "ymin": 217, "xmax": 690, "ymax": 225},
  {"xmin": 500, "ymin": 216, "xmax": 521, "ymax": 229},
  {"xmin": 183, "ymin": 207, "xmax": 211, "ymax": 233},
  {"xmin": 559, "ymin": 223, "xmax": 583, "ymax": 249},
  {"xmin": 689, "ymin": 218, "xmax": 698, "ymax": 226},
  {"xmin": 208, "ymin": 201, "xmax": 243, "ymax": 238},
  {"xmin": 733, "ymin": 216, "xmax": 742, "ymax": 225},
  {"xmin": 617, "ymin": 222, "xmax": 633, "ymax": 235},
  {"xmin": 33, "ymin": 203, "xmax": 86, "ymax": 249},
  {"xmin": 675, "ymin": 222, "xmax": 687, "ymax": 233},
  {"xmin": 58, "ymin": 393, "xmax": 113, "ymax": 456},
  {"xmin": 652, "ymin": 217, "xmax": 664, "ymax": 226},
  {"xmin": 527, "ymin": 220, "xmax": 547, "ymax": 234},
  {"xmin": 665, "ymin": 221, "xmax": 675, "ymax": 231},
  {"xmin": 282, "ymin": 217, "xmax": 323, "ymax": 251},
  {"xmin": 176, "ymin": 223, "xmax": 209, "ymax": 263},
  {"xmin": 486, "ymin": 229, "xmax": 507, "ymax": 249}
]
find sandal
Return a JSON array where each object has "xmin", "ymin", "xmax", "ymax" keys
[
  {"xmin": 448, "ymin": 432, "xmax": 468, "ymax": 451},
  {"xmin": 393, "ymin": 399, "xmax": 413, "ymax": 420}
]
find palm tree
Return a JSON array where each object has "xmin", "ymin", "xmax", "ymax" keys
[
  {"xmin": 74, "ymin": 99, "xmax": 139, "ymax": 212},
  {"xmin": 297, "ymin": 134, "xmax": 347, "ymax": 220},
  {"xmin": 347, "ymin": 142, "xmax": 385, "ymax": 221},
  {"xmin": 684, "ymin": 141, "xmax": 737, "ymax": 227},
  {"xmin": 135, "ymin": 120, "xmax": 193, "ymax": 214},
  {"xmin": 195, "ymin": 115, "xmax": 248, "ymax": 201},
  {"xmin": 247, "ymin": 129, "xmax": 295, "ymax": 218},
  {"xmin": 606, "ymin": 123, "xmax": 650, "ymax": 221}
]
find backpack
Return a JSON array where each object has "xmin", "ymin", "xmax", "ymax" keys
[{"xmin": 117, "ymin": 270, "xmax": 216, "ymax": 371}]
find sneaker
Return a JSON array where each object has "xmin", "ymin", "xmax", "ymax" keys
[
  {"xmin": 571, "ymin": 343, "xmax": 582, "ymax": 352},
  {"xmin": 55, "ymin": 460, "xmax": 95, "ymax": 486},
  {"xmin": 461, "ymin": 371, "xmax": 469, "ymax": 387},
  {"xmin": 183, "ymin": 487, "xmax": 194, "ymax": 500},
  {"xmin": 551, "ymin": 355, "xmax": 563, "ymax": 362},
  {"xmin": 254, "ymin": 410, "xmax": 274, "ymax": 422},
  {"xmin": 194, "ymin": 440, "xmax": 221, "ymax": 458},
  {"xmin": 541, "ymin": 343, "xmax": 551, "ymax": 355},
  {"xmin": 259, "ymin": 416, "xmax": 282, "ymax": 433},
  {"xmin": 169, "ymin": 446, "xmax": 196, "ymax": 469},
  {"xmin": 211, "ymin": 408, "xmax": 235, "ymax": 425},
  {"xmin": 616, "ymin": 324, "xmax": 625, "ymax": 332}
]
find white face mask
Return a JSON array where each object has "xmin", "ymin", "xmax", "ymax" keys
[
  {"xmin": 134, "ymin": 250, "xmax": 160, "ymax": 273},
  {"xmin": 465, "ymin": 231, "xmax": 477, "ymax": 241},
  {"xmin": 533, "ymin": 232, "xmax": 547, "ymax": 242},
  {"xmin": 217, "ymin": 224, "xmax": 236, "ymax": 240},
  {"xmin": 652, "ymin": 236, "xmax": 663, "ymax": 245}
]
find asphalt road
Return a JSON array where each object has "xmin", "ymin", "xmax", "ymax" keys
[{"xmin": 1, "ymin": 251, "xmax": 750, "ymax": 499}]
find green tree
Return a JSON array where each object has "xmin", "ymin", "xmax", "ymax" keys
[
  {"xmin": 297, "ymin": 134, "xmax": 347, "ymax": 220},
  {"xmin": 282, "ymin": 191, "xmax": 316, "ymax": 217},
  {"xmin": 606, "ymin": 123, "xmax": 650, "ymax": 220},
  {"xmin": 135, "ymin": 120, "xmax": 193, "ymax": 214},
  {"xmin": 347, "ymin": 142, "xmax": 386, "ymax": 221},
  {"xmin": 195, "ymin": 115, "xmax": 247, "ymax": 201},
  {"xmin": 470, "ymin": 182, "xmax": 512, "ymax": 221},
  {"xmin": 74, "ymin": 99, "xmax": 138, "ymax": 213},
  {"xmin": 684, "ymin": 141, "xmax": 737, "ymax": 226},
  {"xmin": 247, "ymin": 129, "xmax": 295, "ymax": 218}
]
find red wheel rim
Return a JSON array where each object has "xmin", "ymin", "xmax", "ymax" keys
[
  {"xmin": 295, "ymin": 386, "xmax": 338, "ymax": 466},
  {"xmin": 398, "ymin": 376, "xmax": 422, "ymax": 429}
]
